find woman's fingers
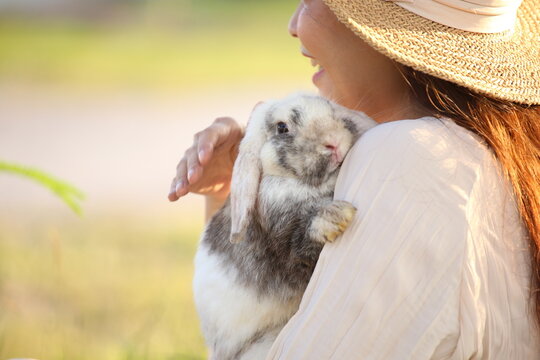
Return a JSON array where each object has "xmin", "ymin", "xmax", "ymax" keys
[
  {"xmin": 197, "ymin": 117, "xmax": 239, "ymax": 166},
  {"xmin": 195, "ymin": 130, "xmax": 215, "ymax": 166},
  {"xmin": 185, "ymin": 145, "xmax": 203, "ymax": 184},
  {"xmin": 168, "ymin": 157, "xmax": 189, "ymax": 201},
  {"xmin": 168, "ymin": 116, "xmax": 243, "ymax": 201},
  {"xmin": 168, "ymin": 178, "xmax": 178, "ymax": 201}
]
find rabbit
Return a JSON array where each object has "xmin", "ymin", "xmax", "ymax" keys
[{"xmin": 193, "ymin": 93, "xmax": 377, "ymax": 360}]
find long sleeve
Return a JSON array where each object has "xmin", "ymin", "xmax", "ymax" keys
[{"xmin": 265, "ymin": 118, "xmax": 538, "ymax": 359}]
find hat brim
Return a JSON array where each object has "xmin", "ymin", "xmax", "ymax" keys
[{"xmin": 323, "ymin": 0, "xmax": 540, "ymax": 105}]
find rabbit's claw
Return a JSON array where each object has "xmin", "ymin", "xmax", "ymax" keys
[{"xmin": 309, "ymin": 200, "xmax": 356, "ymax": 243}]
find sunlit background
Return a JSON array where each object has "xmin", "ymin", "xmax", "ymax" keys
[{"xmin": 0, "ymin": 1, "xmax": 313, "ymax": 358}]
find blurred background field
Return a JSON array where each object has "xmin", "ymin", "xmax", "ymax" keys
[
  {"xmin": 0, "ymin": 0, "xmax": 313, "ymax": 359},
  {"xmin": 0, "ymin": 0, "xmax": 312, "ymax": 90}
]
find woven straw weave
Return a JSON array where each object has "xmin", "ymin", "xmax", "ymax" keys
[{"xmin": 322, "ymin": 0, "xmax": 540, "ymax": 105}]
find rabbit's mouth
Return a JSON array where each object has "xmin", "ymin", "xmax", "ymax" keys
[
  {"xmin": 326, "ymin": 159, "xmax": 342, "ymax": 175},
  {"xmin": 300, "ymin": 167, "xmax": 340, "ymax": 188},
  {"xmin": 297, "ymin": 156, "xmax": 342, "ymax": 188}
]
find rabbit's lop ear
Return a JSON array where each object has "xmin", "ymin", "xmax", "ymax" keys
[{"xmin": 229, "ymin": 102, "xmax": 272, "ymax": 244}]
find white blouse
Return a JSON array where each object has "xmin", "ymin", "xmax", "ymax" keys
[{"xmin": 266, "ymin": 117, "xmax": 539, "ymax": 359}]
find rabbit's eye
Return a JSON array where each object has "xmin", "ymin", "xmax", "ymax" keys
[{"xmin": 277, "ymin": 122, "xmax": 289, "ymax": 134}]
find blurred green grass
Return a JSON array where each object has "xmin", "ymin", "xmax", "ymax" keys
[
  {"xmin": 0, "ymin": 0, "xmax": 312, "ymax": 90},
  {"xmin": 0, "ymin": 216, "xmax": 207, "ymax": 360}
]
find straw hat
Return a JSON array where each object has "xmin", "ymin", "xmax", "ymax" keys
[{"xmin": 322, "ymin": 0, "xmax": 540, "ymax": 105}]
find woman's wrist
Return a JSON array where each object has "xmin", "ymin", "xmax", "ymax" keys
[{"xmin": 205, "ymin": 192, "xmax": 229, "ymax": 223}]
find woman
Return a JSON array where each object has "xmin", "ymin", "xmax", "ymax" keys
[{"xmin": 169, "ymin": 0, "xmax": 540, "ymax": 358}]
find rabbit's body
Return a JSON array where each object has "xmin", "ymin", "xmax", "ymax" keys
[{"xmin": 193, "ymin": 94, "xmax": 377, "ymax": 360}]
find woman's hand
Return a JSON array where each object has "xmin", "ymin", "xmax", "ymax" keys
[{"xmin": 168, "ymin": 116, "xmax": 243, "ymax": 202}]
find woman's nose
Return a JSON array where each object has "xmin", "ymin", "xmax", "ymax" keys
[{"xmin": 288, "ymin": 4, "xmax": 301, "ymax": 38}]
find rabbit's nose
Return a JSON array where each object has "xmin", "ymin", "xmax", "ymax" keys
[{"xmin": 325, "ymin": 144, "xmax": 344, "ymax": 163}]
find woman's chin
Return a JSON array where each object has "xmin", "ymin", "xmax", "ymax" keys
[
  {"xmin": 316, "ymin": 83, "xmax": 336, "ymax": 103},
  {"xmin": 313, "ymin": 72, "xmax": 341, "ymax": 103}
]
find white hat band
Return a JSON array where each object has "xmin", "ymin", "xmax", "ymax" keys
[{"xmin": 386, "ymin": 0, "xmax": 523, "ymax": 33}]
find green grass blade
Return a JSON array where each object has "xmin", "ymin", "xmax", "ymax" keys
[{"xmin": 0, "ymin": 161, "xmax": 85, "ymax": 215}]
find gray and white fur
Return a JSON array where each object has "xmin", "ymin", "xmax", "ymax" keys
[{"xmin": 193, "ymin": 93, "xmax": 376, "ymax": 360}]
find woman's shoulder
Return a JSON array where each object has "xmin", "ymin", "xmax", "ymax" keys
[
  {"xmin": 337, "ymin": 116, "xmax": 500, "ymax": 202},
  {"xmin": 347, "ymin": 116, "xmax": 492, "ymax": 177},
  {"xmin": 357, "ymin": 116, "xmax": 487, "ymax": 159}
]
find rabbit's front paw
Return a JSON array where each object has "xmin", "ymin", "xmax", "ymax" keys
[{"xmin": 309, "ymin": 200, "xmax": 356, "ymax": 244}]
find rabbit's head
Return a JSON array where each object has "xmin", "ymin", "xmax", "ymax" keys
[{"xmin": 229, "ymin": 93, "xmax": 376, "ymax": 243}]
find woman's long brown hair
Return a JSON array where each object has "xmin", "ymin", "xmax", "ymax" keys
[{"xmin": 399, "ymin": 66, "xmax": 540, "ymax": 326}]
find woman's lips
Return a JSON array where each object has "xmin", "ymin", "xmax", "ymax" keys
[
  {"xmin": 301, "ymin": 48, "xmax": 325, "ymax": 84},
  {"xmin": 313, "ymin": 67, "xmax": 325, "ymax": 83},
  {"xmin": 301, "ymin": 46, "xmax": 314, "ymax": 58}
]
